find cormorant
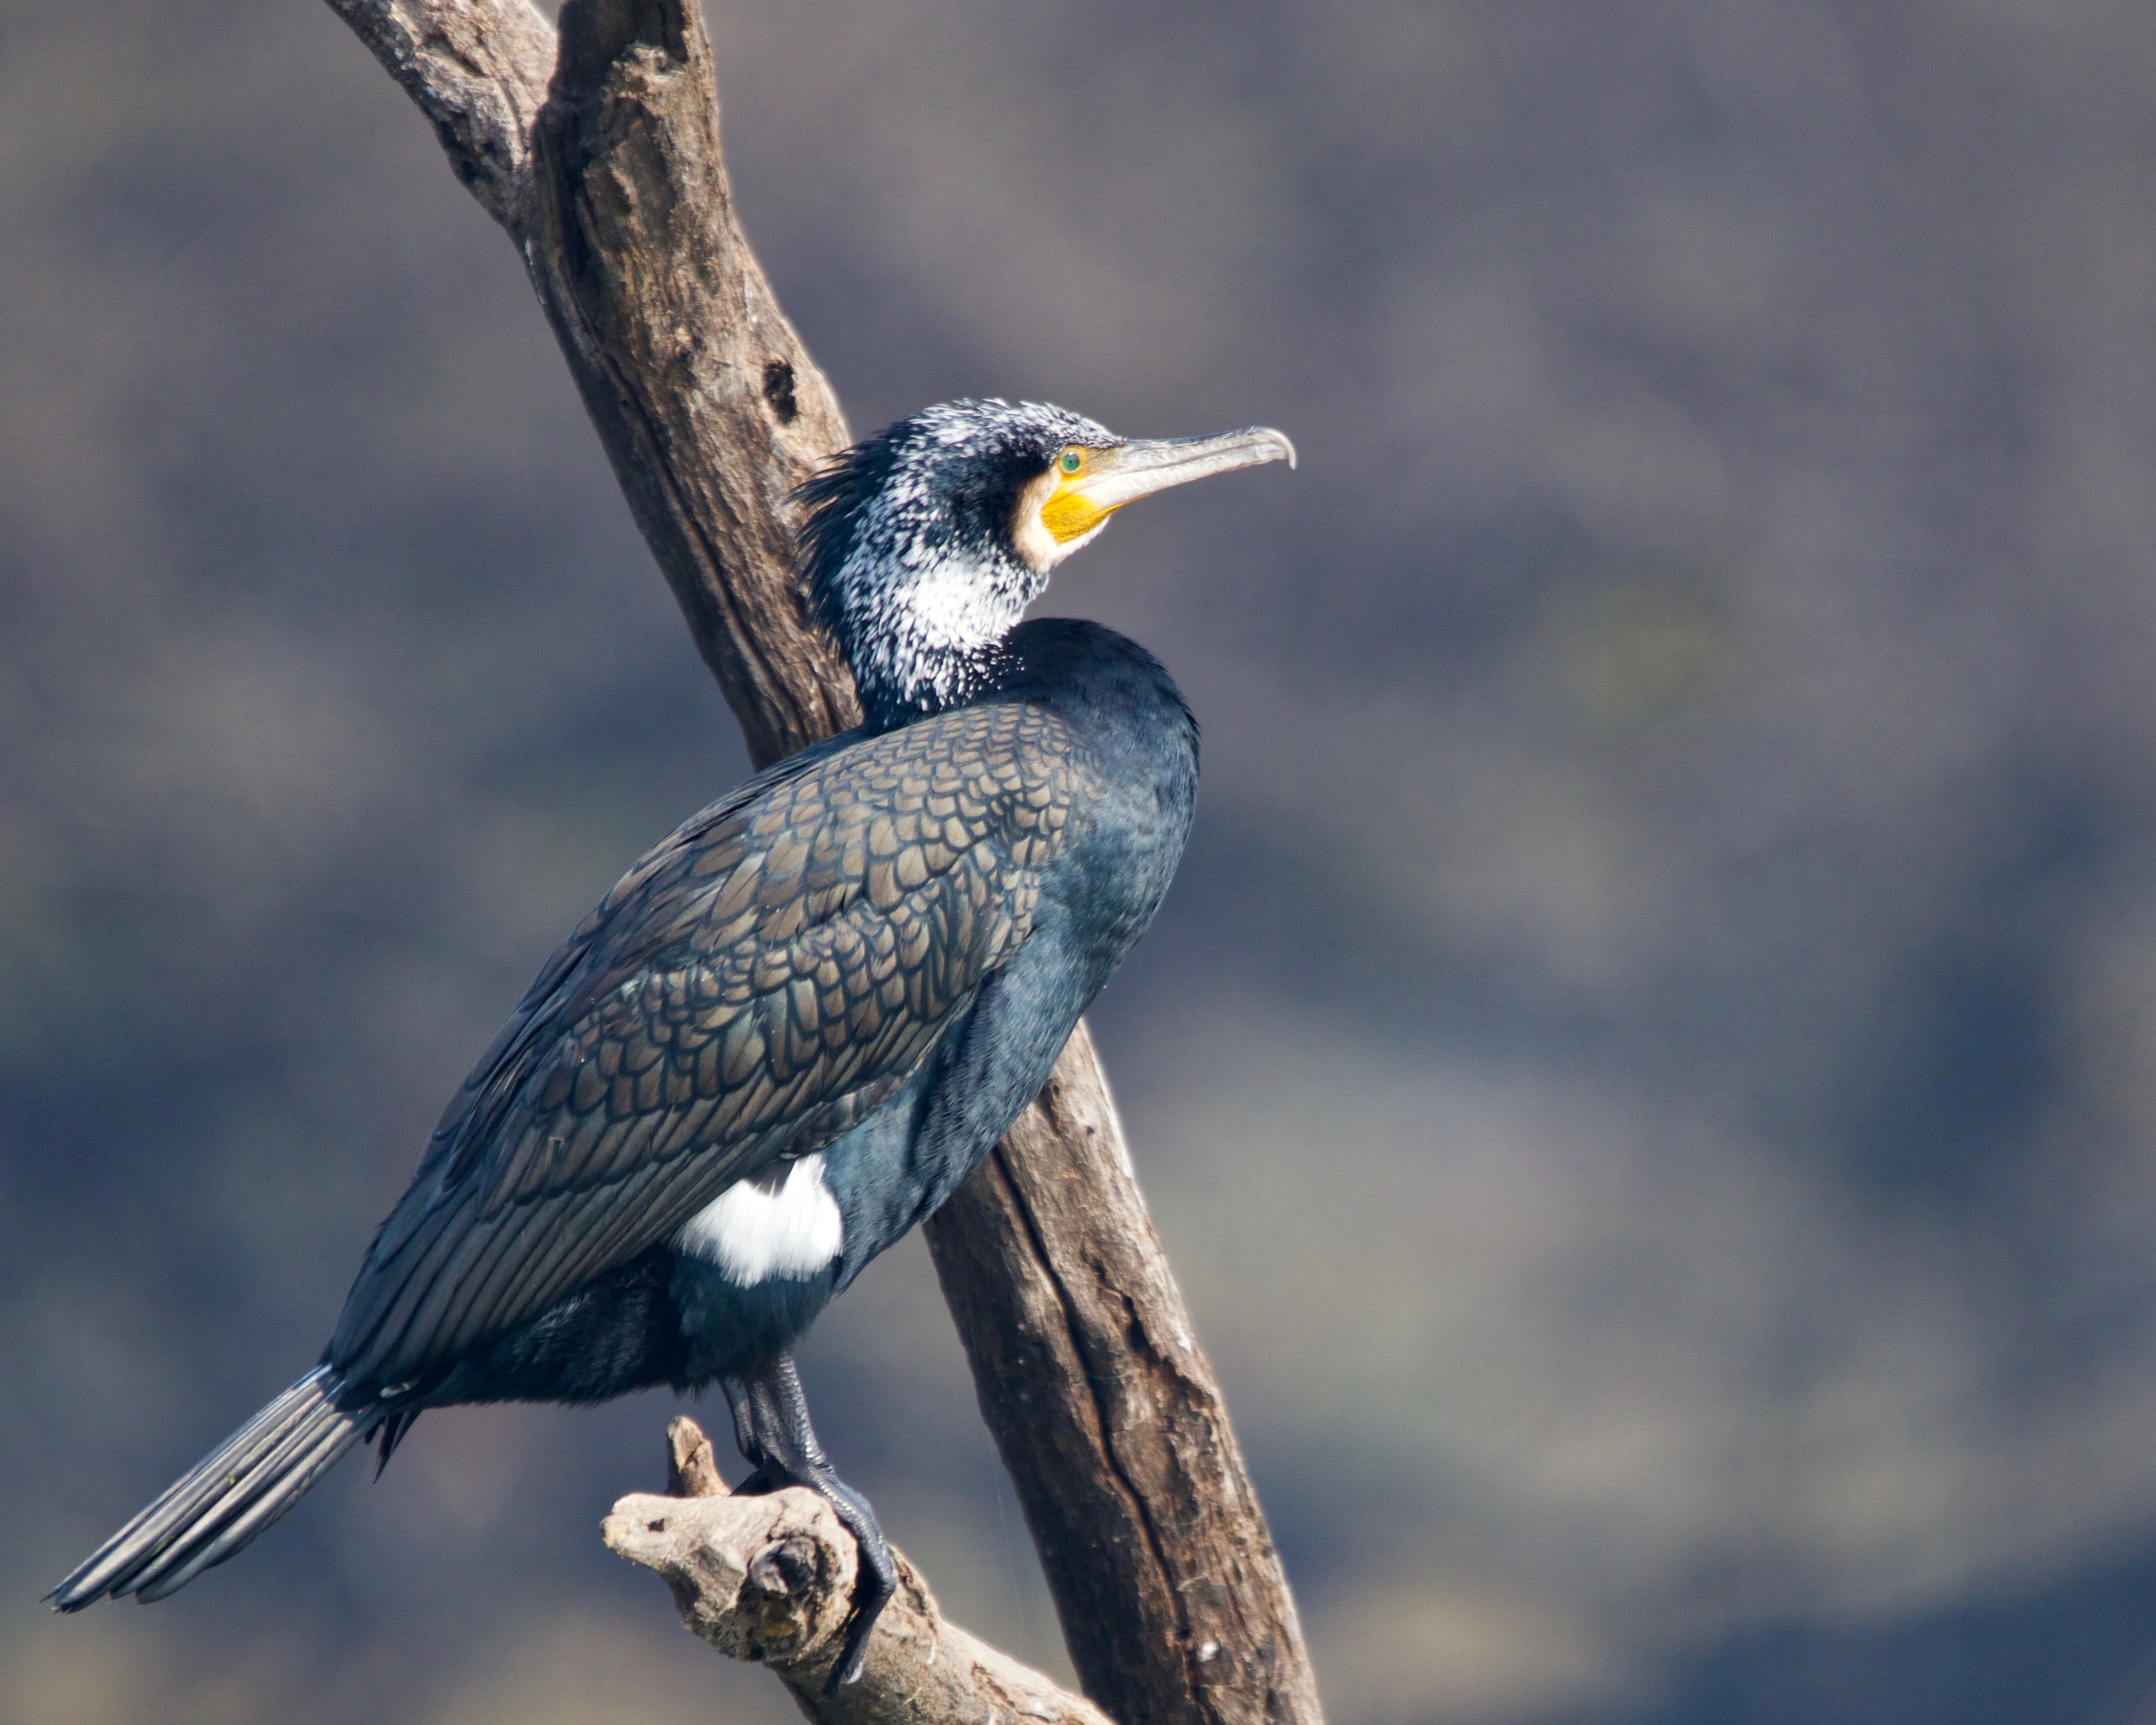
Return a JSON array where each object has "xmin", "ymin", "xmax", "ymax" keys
[{"xmin": 51, "ymin": 399, "xmax": 1293, "ymax": 1688}]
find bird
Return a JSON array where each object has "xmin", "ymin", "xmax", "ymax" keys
[{"xmin": 50, "ymin": 397, "xmax": 1294, "ymax": 1689}]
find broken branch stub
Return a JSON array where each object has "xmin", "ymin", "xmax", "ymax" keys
[{"xmin": 609, "ymin": 1419, "xmax": 1114, "ymax": 1725}]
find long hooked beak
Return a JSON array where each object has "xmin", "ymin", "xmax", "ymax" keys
[
  {"xmin": 1079, "ymin": 426, "xmax": 1298, "ymax": 511},
  {"xmin": 1037, "ymin": 426, "xmax": 1295, "ymax": 548}
]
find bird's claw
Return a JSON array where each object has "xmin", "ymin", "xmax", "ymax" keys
[
  {"xmin": 823, "ymin": 1604, "xmax": 876, "ymax": 1693},
  {"xmin": 817, "ymin": 1506, "xmax": 896, "ymax": 1693}
]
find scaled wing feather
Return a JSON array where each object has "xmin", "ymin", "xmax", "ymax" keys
[{"xmin": 329, "ymin": 702, "xmax": 1093, "ymax": 1388}]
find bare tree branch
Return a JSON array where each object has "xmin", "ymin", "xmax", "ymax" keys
[
  {"xmin": 924, "ymin": 1026, "xmax": 1321, "ymax": 1725},
  {"xmin": 610, "ymin": 1419, "xmax": 1115, "ymax": 1725},
  {"xmin": 324, "ymin": 0, "xmax": 555, "ymax": 233},
  {"xmin": 527, "ymin": 0, "xmax": 859, "ymax": 766},
  {"xmin": 325, "ymin": 5, "xmax": 1324, "ymax": 1723}
]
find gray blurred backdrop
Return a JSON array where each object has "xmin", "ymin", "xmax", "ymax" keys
[{"xmin": 7, "ymin": 2, "xmax": 2156, "ymax": 1721}]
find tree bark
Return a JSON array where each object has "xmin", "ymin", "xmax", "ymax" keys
[
  {"xmin": 526, "ymin": 0, "xmax": 859, "ymax": 767},
  {"xmin": 324, "ymin": 7, "xmax": 1322, "ymax": 1725},
  {"xmin": 610, "ymin": 1418, "xmax": 1115, "ymax": 1725},
  {"xmin": 922, "ymin": 1026, "xmax": 1317, "ymax": 1725}
]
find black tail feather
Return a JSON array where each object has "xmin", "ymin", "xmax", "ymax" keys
[
  {"xmin": 49, "ymin": 1366, "xmax": 369, "ymax": 1610},
  {"xmin": 373, "ymin": 1405, "xmax": 422, "ymax": 1478}
]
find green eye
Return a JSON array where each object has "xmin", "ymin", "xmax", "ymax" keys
[{"xmin": 1059, "ymin": 450, "xmax": 1084, "ymax": 475}]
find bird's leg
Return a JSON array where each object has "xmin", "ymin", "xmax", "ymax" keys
[
  {"xmin": 717, "ymin": 1353, "xmax": 897, "ymax": 1693},
  {"xmin": 717, "ymin": 1373, "xmax": 784, "ymax": 1495}
]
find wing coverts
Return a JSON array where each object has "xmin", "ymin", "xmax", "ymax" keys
[{"xmin": 330, "ymin": 701, "xmax": 1093, "ymax": 1389}]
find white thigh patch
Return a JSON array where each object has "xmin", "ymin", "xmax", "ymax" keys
[{"xmin": 676, "ymin": 1154, "xmax": 844, "ymax": 1285}]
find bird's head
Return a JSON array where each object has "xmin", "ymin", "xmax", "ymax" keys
[{"xmin": 799, "ymin": 399, "xmax": 1294, "ymax": 727}]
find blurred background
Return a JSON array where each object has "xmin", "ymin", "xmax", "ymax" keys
[{"xmin": 6, "ymin": 1, "xmax": 2156, "ymax": 1720}]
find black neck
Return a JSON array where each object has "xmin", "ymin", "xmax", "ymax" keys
[{"xmin": 854, "ymin": 638, "xmax": 1016, "ymax": 733}]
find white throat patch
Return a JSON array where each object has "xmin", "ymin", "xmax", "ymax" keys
[
  {"xmin": 902, "ymin": 551, "xmax": 1018, "ymax": 650},
  {"xmin": 676, "ymin": 1154, "xmax": 844, "ymax": 1285}
]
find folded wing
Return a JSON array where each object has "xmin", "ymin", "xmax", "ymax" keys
[{"xmin": 329, "ymin": 700, "xmax": 1093, "ymax": 1390}]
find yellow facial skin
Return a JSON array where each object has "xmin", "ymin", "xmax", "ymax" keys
[
  {"xmin": 1011, "ymin": 449, "xmax": 1117, "ymax": 572},
  {"xmin": 1038, "ymin": 448, "xmax": 1120, "ymax": 545}
]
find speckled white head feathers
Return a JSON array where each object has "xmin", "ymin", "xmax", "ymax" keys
[{"xmin": 798, "ymin": 399, "xmax": 1294, "ymax": 730}]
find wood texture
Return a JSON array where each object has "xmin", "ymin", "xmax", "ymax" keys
[
  {"xmin": 324, "ymin": 0, "xmax": 557, "ymax": 233},
  {"xmin": 611, "ymin": 1417, "xmax": 1115, "ymax": 1725},
  {"xmin": 528, "ymin": 0, "xmax": 859, "ymax": 767},
  {"xmin": 325, "ymin": 6, "xmax": 1323, "ymax": 1724},
  {"xmin": 922, "ymin": 1025, "xmax": 1320, "ymax": 1725}
]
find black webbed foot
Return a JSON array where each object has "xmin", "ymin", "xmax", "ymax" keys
[{"xmin": 720, "ymin": 1354, "xmax": 899, "ymax": 1693}]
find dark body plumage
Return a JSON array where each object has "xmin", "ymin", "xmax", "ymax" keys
[
  {"xmin": 52, "ymin": 398, "xmax": 1289, "ymax": 1685},
  {"xmin": 342, "ymin": 619, "xmax": 1194, "ymax": 1422}
]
